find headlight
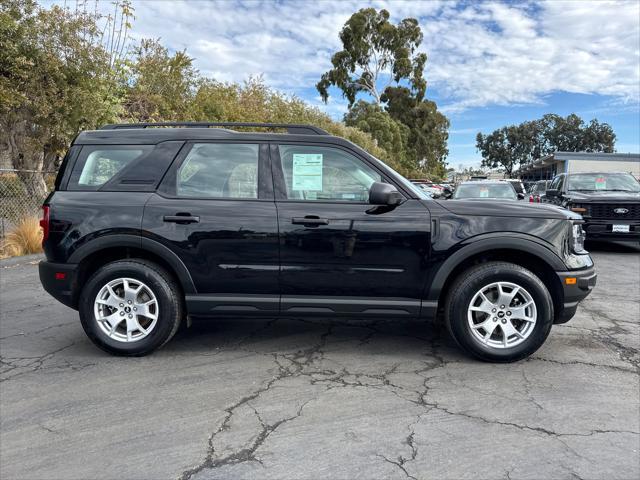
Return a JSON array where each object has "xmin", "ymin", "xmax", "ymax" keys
[
  {"xmin": 569, "ymin": 203, "xmax": 585, "ymax": 214},
  {"xmin": 569, "ymin": 203, "xmax": 590, "ymax": 216},
  {"xmin": 571, "ymin": 222, "xmax": 587, "ymax": 253}
]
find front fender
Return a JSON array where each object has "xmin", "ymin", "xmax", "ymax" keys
[{"xmin": 424, "ymin": 233, "xmax": 566, "ymax": 304}]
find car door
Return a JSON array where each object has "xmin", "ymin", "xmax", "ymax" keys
[
  {"xmin": 142, "ymin": 141, "xmax": 280, "ymax": 315},
  {"xmin": 271, "ymin": 143, "xmax": 431, "ymax": 317}
]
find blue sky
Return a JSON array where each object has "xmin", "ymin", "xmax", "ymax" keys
[{"xmin": 48, "ymin": 0, "xmax": 639, "ymax": 168}]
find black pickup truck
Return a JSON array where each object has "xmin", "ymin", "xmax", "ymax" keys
[
  {"xmin": 543, "ymin": 172, "xmax": 640, "ymax": 242},
  {"xmin": 39, "ymin": 122, "xmax": 596, "ymax": 362}
]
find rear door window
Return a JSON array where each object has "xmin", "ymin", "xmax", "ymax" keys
[
  {"xmin": 176, "ymin": 143, "xmax": 259, "ymax": 199},
  {"xmin": 68, "ymin": 145, "xmax": 152, "ymax": 190}
]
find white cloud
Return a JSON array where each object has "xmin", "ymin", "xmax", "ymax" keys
[
  {"xmin": 425, "ymin": 1, "xmax": 640, "ymax": 112},
  {"xmin": 44, "ymin": 0, "xmax": 640, "ymax": 115}
]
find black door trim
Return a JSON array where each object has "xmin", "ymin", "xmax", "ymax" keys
[
  {"xmin": 280, "ymin": 295, "xmax": 420, "ymax": 317},
  {"xmin": 186, "ymin": 294, "xmax": 280, "ymax": 315}
]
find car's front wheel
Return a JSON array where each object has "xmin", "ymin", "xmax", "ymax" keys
[
  {"xmin": 79, "ymin": 259, "xmax": 183, "ymax": 356},
  {"xmin": 445, "ymin": 261, "xmax": 554, "ymax": 362}
]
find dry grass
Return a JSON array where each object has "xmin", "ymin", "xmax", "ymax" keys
[{"xmin": 0, "ymin": 216, "xmax": 43, "ymax": 258}]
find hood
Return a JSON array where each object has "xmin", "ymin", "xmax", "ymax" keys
[
  {"xmin": 565, "ymin": 191, "xmax": 640, "ymax": 203},
  {"xmin": 437, "ymin": 199, "xmax": 580, "ymax": 220}
]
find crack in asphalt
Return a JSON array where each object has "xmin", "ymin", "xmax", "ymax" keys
[
  {"xmin": 0, "ymin": 342, "xmax": 83, "ymax": 382},
  {"xmin": 175, "ymin": 313, "xmax": 640, "ymax": 480},
  {"xmin": 0, "ymin": 320, "xmax": 77, "ymax": 340},
  {"xmin": 377, "ymin": 454, "xmax": 418, "ymax": 480},
  {"xmin": 578, "ymin": 302, "xmax": 640, "ymax": 371},
  {"xmin": 178, "ymin": 323, "xmax": 334, "ymax": 480},
  {"xmin": 527, "ymin": 355, "xmax": 637, "ymax": 373},
  {"xmin": 1, "ymin": 253, "xmax": 638, "ymax": 480}
]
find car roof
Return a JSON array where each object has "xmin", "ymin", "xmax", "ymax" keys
[{"xmin": 73, "ymin": 123, "xmax": 336, "ymax": 146}]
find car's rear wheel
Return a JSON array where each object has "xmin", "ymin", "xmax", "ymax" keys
[
  {"xmin": 445, "ymin": 261, "xmax": 554, "ymax": 362},
  {"xmin": 79, "ymin": 260, "xmax": 183, "ymax": 356}
]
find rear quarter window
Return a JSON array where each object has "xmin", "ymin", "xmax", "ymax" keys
[{"xmin": 68, "ymin": 145, "xmax": 153, "ymax": 190}]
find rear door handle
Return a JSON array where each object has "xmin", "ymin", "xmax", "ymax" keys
[
  {"xmin": 163, "ymin": 214, "xmax": 200, "ymax": 224},
  {"xmin": 292, "ymin": 217, "xmax": 329, "ymax": 226}
]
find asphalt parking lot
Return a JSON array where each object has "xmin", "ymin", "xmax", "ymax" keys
[{"xmin": 1, "ymin": 245, "xmax": 638, "ymax": 480}]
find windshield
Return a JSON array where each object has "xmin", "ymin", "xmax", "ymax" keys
[
  {"xmin": 567, "ymin": 173, "xmax": 640, "ymax": 192},
  {"xmin": 453, "ymin": 183, "xmax": 517, "ymax": 200}
]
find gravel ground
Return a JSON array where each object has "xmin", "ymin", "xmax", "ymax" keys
[{"xmin": 1, "ymin": 245, "xmax": 638, "ymax": 480}]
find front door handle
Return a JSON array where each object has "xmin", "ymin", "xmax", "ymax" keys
[
  {"xmin": 292, "ymin": 216, "xmax": 329, "ymax": 227},
  {"xmin": 163, "ymin": 214, "xmax": 200, "ymax": 224}
]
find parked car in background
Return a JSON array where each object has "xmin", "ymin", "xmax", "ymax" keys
[
  {"xmin": 505, "ymin": 179, "xmax": 526, "ymax": 199},
  {"xmin": 544, "ymin": 172, "xmax": 640, "ymax": 242},
  {"xmin": 529, "ymin": 180, "xmax": 551, "ymax": 203},
  {"xmin": 38, "ymin": 122, "xmax": 596, "ymax": 362},
  {"xmin": 452, "ymin": 180, "xmax": 519, "ymax": 201},
  {"xmin": 523, "ymin": 181, "xmax": 536, "ymax": 194},
  {"xmin": 412, "ymin": 182, "xmax": 442, "ymax": 198}
]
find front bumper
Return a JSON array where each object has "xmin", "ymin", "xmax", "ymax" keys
[
  {"xmin": 583, "ymin": 219, "xmax": 640, "ymax": 241},
  {"xmin": 554, "ymin": 266, "xmax": 597, "ymax": 324},
  {"xmin": 39, "ymin": 261, "xmax": 78, "ymax": 309}
]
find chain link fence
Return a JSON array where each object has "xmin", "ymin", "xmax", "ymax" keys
[{"xmin": 0, "ymin": 169, "xmax": 56, "ymax": 238}]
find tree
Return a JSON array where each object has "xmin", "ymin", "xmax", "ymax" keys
[
  {"xmin": 382, "ymin": 87, "xmax": 449, "ymax": 178},
  {"xmin": 188, "ymin": 77, "xmax": 397, "ymax": 169},
  {"xmin": 475, "ymin": 126, "xmax": 530, "ymax": 177},
  {"xmin": 317, "ymin": 9, "xmax": 448, "ymax": 179},
  {"xmin": 534, "ymin": 113, "xmax": 615, "ymax": 154},
  {"xmin": 316, "ymin": 8, "xmax": 427, "ymax": 106},
  {"xmin": 122, "ymin": 39, "xmax": 197, "ymax": 121},
  {"xmin": 0, "ymin": 0, "xmax": 123, "ymax": 197},
  {"xmin": 476, "ymin": 114, "xmax": 616, "ymax": 176},
  {"xmin": 344, "ymin": 101, "xmax": 410, "ymax": 171}
]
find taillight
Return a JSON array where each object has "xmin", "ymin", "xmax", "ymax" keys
[
  {"xmin": 529, "ymin": 195, "xmax": 534, "ymax": 203},
  {"xmin": 40, "ymin": 205, "xmax": 50, "ymax": 245}
]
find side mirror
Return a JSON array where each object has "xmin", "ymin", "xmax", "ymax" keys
[
  {"xmin": 546, "ymin": 189, "xmax": 558, "ymax": 198},
  {"xmin": 442, "ymin": 187, "xmax": 453, "ymax": 199},
  {"xmin": 369, "ymin": 182, "xmax": 403, "ymax": 206},
  {"xmin": 517, "ymin": 192, "xmax": 525, "ymax": 200}
]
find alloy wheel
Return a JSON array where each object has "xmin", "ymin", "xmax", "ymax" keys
[
  {"xmin": 467, "ymin": 281, "xmax": 537, "ymax": 349},
  {"xmin": 93, "ymin": 278, "xmax": 159, "ymax": 342}
]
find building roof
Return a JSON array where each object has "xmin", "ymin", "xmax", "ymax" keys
[{"xmin": 518, "ymin": 151, "xmax": 639, "ymax": 174}]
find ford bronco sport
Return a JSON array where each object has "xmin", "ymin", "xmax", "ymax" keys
[{"xmin": 39, "ymin": 122, "xmax": 597, "ymax": 362}]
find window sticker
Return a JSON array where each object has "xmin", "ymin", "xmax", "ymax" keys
[
  {"xmin": 595, "ymin": 177, "xmax": 607, "ymax": 190},
  {"xmin": 292, "ymin": 154, "xmax": 323, "ymax": 191}
]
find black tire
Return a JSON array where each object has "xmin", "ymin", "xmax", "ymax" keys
[
  {"xmin": 79, "ymin": 259, "xmax": 183, "ymax": 356},
  {"xmin": 445, "ymin": 261, "xmax": 554, "ymax": 363}
]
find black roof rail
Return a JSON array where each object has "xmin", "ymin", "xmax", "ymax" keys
[{"xmin": 99, "ymin": 122, "xmax": 330, "ymax": 135}]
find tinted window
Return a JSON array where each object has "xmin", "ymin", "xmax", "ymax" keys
[
  {"xmin": 278, "ymin": 145, "xmax": 381, "ymax": 202},
  {"xmin": 508, "ymin": 180, "xmax": 525, "ymax": 194},
  {"xmin": 69, "ymin": 146, "xmax": 152, "ymax": 190},
  {"xmin": 549, "ymin": 176, "xmax": 561, "ymax": 190},
  {"xmin": 177, "ymin": 143, "xmax": 259, "ymax": 198},
  {"xmin": 453, "ymin": 183, "xmax": 517, "ymax": 200}
]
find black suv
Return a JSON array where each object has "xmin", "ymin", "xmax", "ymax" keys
[
  {"xmin": 39, "ymin": 122, "xmax": 596, "ymax": 362},
  {"xmin": 543, "ymin": 172, "xmax": 640, "ymax": 242}
]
